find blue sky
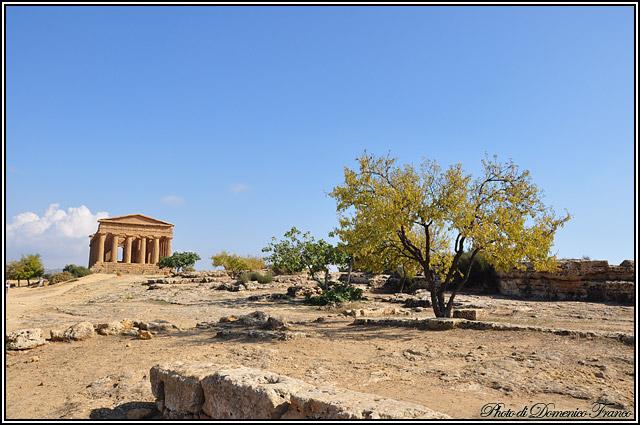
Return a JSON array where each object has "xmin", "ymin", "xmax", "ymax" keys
[{"xmin": 5, "ymin": 5, "xmax": 636, "ymax": 270}]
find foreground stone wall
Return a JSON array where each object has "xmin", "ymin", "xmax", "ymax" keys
[
  {"xmin": 496, "ymin": 260, "xmax": 634, "ymax": 303},
  {"xmin": 149, "ymin": 361, "xmax": 449, "ymax": 419}
]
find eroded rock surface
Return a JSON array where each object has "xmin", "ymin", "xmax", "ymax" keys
[
  {"xmin": 6, "ymin": 328, "xmax": 47, "ymax": 350},
  {"xmin": 150, "ymin": 362, "xmax": 450, "ymax": 419}
]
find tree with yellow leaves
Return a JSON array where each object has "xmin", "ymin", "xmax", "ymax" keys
[{"xmin": 329, "ymin": 152, "xmax": 571, "ymax": 317}]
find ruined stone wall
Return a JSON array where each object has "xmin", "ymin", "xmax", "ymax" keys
[
  {"xmin": 149, "ymin": 361, "xmax": 449, "ymax": 420},
  {"xmin": 90, "ymin": 263, "xmax": 162, "ymax": 275},
  {"xmin": 496, "ymin": 260, "xmax": 635, "ymax": 303}
]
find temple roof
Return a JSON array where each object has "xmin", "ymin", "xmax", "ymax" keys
[{"xmin": 98, "ymin": 214, "xmax": 174, "ymax": 227}]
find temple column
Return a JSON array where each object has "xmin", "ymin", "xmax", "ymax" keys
[
  {"xmin": 152, "ymin": 237, "xmax": 161, "ymax": 264},
  {"xmin": 166, "ymin": 237, "xmax": 172, "ymax": 257},
  {"xmin": 89, "ymin": 242, "xmax": 95, "ymax": 268},
  {"xmin": 97, "ymin": 233, "xmax": 106, "ymax": 263},
  {"xmin": 137, "ymin": 237, "xmax": 147, "ymax": 264},
  {"xmin": 110, "ymin": 234, "xmax": 119, "ymax": 262},
  {"xmin": 161, "ymin": 237, "xmax": 168, "ymax": 258},
  {"xmin": 124, "ymin": 236, "xmax": 133, "ymax": 263}
]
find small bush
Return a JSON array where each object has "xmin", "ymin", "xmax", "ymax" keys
[
  {"xmin": 238, "ymin": 271, "xmax": 273, "ymax": 284},
  {"xmin": 183, "ymin": 265, "xmax": 196, "ymax": 272},
  {"xmin": 63, "ymin": 264, "xmax": 93, "ymax": 278},
  {"xmin": 256, "ymin": 271, "xmax": 273, "ymax": 284},
  {"xmin": 305, "ymin": 283, "xmax": 363, "ymax": 306},
  {"xmin": 212, "ymin": 251, "xmax": 265, "ymax": 278},
  {"xmin": 49, "ymin": 271, "xmax": 75, "ymax": 285}
]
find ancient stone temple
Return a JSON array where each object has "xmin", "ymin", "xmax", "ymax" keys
[{"xmin": 88, "ymin": 214, "xmax": 174, "ymax": 274}]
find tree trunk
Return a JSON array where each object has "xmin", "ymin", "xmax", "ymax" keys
[
  {"xmin": 324, "ymin": 271, "xmax": 329, "ymax": 291},
  {"xmin": 444, "ymin": 296, "xmax": 455, "ymax": 318},
  {"xmin": 399, "ymin": 276, "xmax": 406, "ymax": 294},
  {"xmin": 423, "ymin": 266, "xmax": 445, "ymax": 317},
  {"xmin": 346, "ymin": 258, "xmax": 353, "ymax": 286}
]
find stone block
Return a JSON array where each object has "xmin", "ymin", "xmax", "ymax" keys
[
  {"xmin": 96, "ymin": 321, "xmax": 126, "ymax": 335},
  {"xmin": 49, "ymin": 329, "xmax": 66, "ymax": 341},
  {"xmin": 282, "ymin": 385, "xmax": 451, "ymax": 419},
  {"xmin": 150, "ymin": 363, "xmax": 450, "ymax": 420},
  {"xmin": 201, "ymin": 367, "xmax": 315, "ymax": 419},
  {"xmin": 6, "ymin": 328, "xmax": 47, "ymax": 350},
  {"xmin": 453, "ymin": 309, "xmax": 487, "ymax": 321},
  {"xmin": 422, "ymin": 318, "xmax": 465, "ymax": 330},
  {"xmin": 150, "ymin": 361, "xmax": 215, "ymax": 414},
  {"xmin": 63, "ymin": 322, "xmax": 95, "ymax": 341}
]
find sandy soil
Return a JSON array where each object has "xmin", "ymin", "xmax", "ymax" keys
[{"xmin": 4, "ymin": 273, "xmax": 636, "ymax": 420}]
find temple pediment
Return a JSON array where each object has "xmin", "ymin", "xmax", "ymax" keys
[{"xmin": 98, "ymin": 214, "xmax": 174, "ymax": 227}]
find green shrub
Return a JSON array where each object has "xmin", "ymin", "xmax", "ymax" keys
[
  {"xmin": 212, "ymin": 251, "xmax": 264, "ymax": 278},
  {"xmin": 49, "ymin": 271, "xmax": 75, "ymax": 285},
  {"xmin": 256, "ymin": 271, "xmax": 273, "ymax": 284},
  {"xmin": 305, "ymin": 283, "xmax": 363, "ymax": 306},
  {"xmin": 238, "ymin": 271, "xmax": 273, "ymax": 284},
  {"xmin": 63, "ymin": 264, "xmax": 93, "ymax": 278}
]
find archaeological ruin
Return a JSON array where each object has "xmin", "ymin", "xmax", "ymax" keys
[{"xmin": 88, "ymin": 214, "xmax": 174, "ymax": 274}]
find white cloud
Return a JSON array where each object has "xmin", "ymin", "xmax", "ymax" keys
[
  {"xmin": 6, "ymin": 204, "xmax": 109, "ymax": 268},
  {"xmin": 161, "ymin": 195, "xmax": 184, "ymax": 205},
  {"xmin": 230, "ymin": 183, "xmax": 249, "ymax": 193}
]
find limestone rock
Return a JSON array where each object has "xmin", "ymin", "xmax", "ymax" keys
[
  {"xmin": 282, "ymin": 385, "xmax": 451, "ymax": 419},
  {"xmin": 497, "ymin": 259, "xmax": 634, "ymax": 302},
  {"xmin": 96, "ymin": 321, "xmax": 126, "ymax": 336},
  {"xmin": 453, "ymin": 309, "xmax": 487, "ymax": 321},
  {"xmin": 262, "ymin": 316, "xmax": 290, "ymax": 331},
  {"xmin": 287, "ymin": 285, "xmax": 322, "ymax": 298},
  {"xmin": 63, "ymin": 322, "xmax": 95, "ymax": 341},
  {"xmin": 139, "ymin": 330, "xmax": 153, "ymax": 340},
  {"xmin": 150, "ymin": 362, "xmax": 450, "ymax": 420},
  {"xmin": 214, "ymin": 329, "xmax": 306, "ymax": 340},
  {"xmin": 150, "ymin": 361, "xmax": 215, "ymax": 414},
  {"xmin": 133, "ymin": 320, "xmax": 178, "ymax": 333},
  {"xmin": 147, "ymin": 321, "xmax": 179, "ymax": 333},
  {"xmin": 403, "ymin": 297, "xmax": 431, "ymax": 308},
  {"xmin": 422, "ymin": 318, "xmax": 465, "ymax": 330},
  {"xmin": 122, "ymin": 328, "xmax": 139, "ymax": 337},
  {"xmin": 49, "ymin": 330, "xmax": 66, "ymax": 342},
  {"xmin": 201, "ymin": 366, "xmax": 315, "ymax": 419},
  {"xmin": 6, "ymin": 329, "xmax": 47, "ymax": 350}
]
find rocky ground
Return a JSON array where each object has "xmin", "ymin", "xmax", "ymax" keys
[{"xmin": 4, "ymin": 273, "xmax": 636, "ymax": 420}]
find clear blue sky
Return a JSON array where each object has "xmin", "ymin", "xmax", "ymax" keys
[{"xmin": 5, "ymin": 5, "xmax": 636, "ymax": 270}]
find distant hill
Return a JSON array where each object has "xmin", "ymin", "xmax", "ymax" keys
[{"xmin": 44, "ymin": 268, "xmax": 64, "ymax": 275}]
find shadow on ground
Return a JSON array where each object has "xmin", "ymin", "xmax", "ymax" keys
[{"xmin": 90, "ymin": 401, "xmax": 161, "ymax": 420}]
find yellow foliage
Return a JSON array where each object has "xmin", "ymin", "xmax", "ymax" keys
[{"xmin": 329, "ymin": 151, "xmax": 571, "ymax": 316}]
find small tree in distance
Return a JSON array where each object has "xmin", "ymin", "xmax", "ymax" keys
[
  {"xmin": 7, "ymin": 254, "xmax": 45, "ymax": 286},
  {"xmin": 262, "ymin": 227, "xmax": 349, "ymax": 291},
  {"xmin": 157, "ymin": 251, "xmax": 201, "ymax": 275},
  {"xmin": 329, "ymin": 151, "xmax": 571, "ymax": 317},
  {"xmin": 211, "ymin": 251, "xmax": 265, "ymax": 278}
]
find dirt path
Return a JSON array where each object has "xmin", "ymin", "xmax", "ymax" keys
[{"xmin": 4, "ymin": 274, "xmax": 635, "ymax": 419}]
